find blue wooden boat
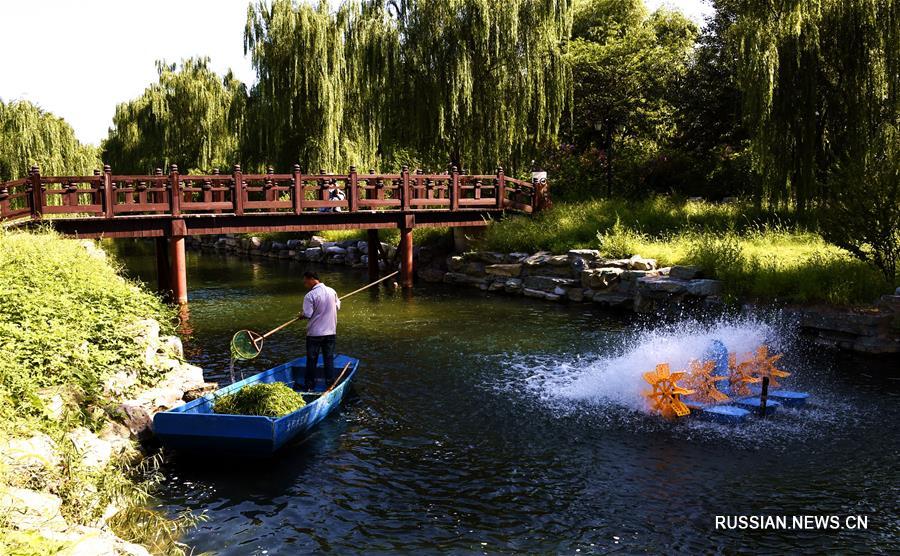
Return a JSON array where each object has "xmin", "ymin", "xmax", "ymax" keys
[{"xmin": 153, "ymin": 354, "xmax": 359, "ymax": 455}]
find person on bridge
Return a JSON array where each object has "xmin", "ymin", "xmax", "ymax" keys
[{"xmin": 298, "ymin": 271, "xmax": 341, "ymax": 391}]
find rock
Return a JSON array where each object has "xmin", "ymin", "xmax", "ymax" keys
[
  {"xmin": 417, "ymin": 267, "xmax": 446, "ymax": 283},
  {"xmin": 116, "ymin": 401, "xmax": 155, "ymax": 439},
  {"xmin": 504, "ymin": 278, "xmax": 524, "ymax": 293},
  {"xmin": 620, "ymin": 269, "xmax": 659, "ymax": 281},
  {"xmin": 592, "ymin": 292, "xmax": 634, "ymax": 309},
  {"xmin": 51, "ymin": 526, "xmax": 151, "ymax": 556},
  {"xmin": 67, "ymin": 427, "xmax": 113, "ymax": 471},
  {"xmin": 896, "ymin": 287, "xmax": 900, "ymax": 295},
  {"xmin": 136, "ymin": 387, "xmax": 184, "ymax": 410},
  {"xmin": 485, "ymin": 264, "xmax": 522, "ymax": 278},
  {"xmin": 488, "ymin": 281, "xmax": 506, "ymax": 292},
  {"xmin": 307, "ymin": 235, "xmax": 326, "ymax": 247},
  {"xmin": 447, "ymin": 255, "xmax": 465, "ymax": 272},
  {"xmin": 98, "ymin": 421, "xmax": 133, "ymax": 455},
  {"xmin": 552, "ymin": 286, "xmax": 567, "ymax": 296},
  {"xmin": 506, "ymin": 252, "xmax": 529, "ymax": 263},
  {"xmin": 568, "ymin": 249, "xmax": 601, "ymax": 261},
  {"xmin": 183, "ymin": 382, "xmax": 219, "ymax": 401},
  {"xmin": 523, "ymin": 275, "xmax": 578, "ymax": 291},
  {"xmin": 595, "ymin": 258, "xmax": 632, "ymax": 269},
  {"xmin": 547, "ymin": 255, "xmax": 569, "ymax": 266},
  {"xmin": 0, "ymin": 488, "xmax": 68, "ymax": 532},
  {"xmin": 249, "ymin": 236, "xmax": 263, "ymax": 249},
  {"xmin": 270, "ymin": 241, "xmax": 287, "ymax": 252},
  {"xmin": 442, "ymin": 273, "xmax": 488, "ymax": 287},
  {"xmin": 325, "ymin": 245, "xmax": 347, "ymax": 255},
  {"xmin": 477, "ymin": 252, "xmax": 505, "ymax": 264},
  {"xmin": 567, "ymin": 288, "xmax": 585, "ymax": 302},
  {"xmin": 157, "ymin": 363, "xmax": 205, "ymax": 393},
  {"xmin": 304, "ymin": 247, "xmax": 324, "ymax": 261},
  {"xmin": 80, "ymin": 240, "xmax": 107, "ymax": 261},
  {"xmin": 543, "ymin": 292, "xmax": 562, "ymax": 301},
  {"xmin": 685, "ymin": 279, "xmax": 723, "ymax": 297},
  {"xmin": 0, "ymin": 433, "xmax": 59, "ymax": 481},
  {"xmin": 286, "ymin": 239, "xmax": 304, "ymax": 249},
  {"xmin": 670, "ymin": 265, "xmax": 703, "ymax": 280},
  {"xmin": 581, "ymin": 267, "xmax": 624, "ymax": 289},
  {"xmin": 523, "ymin": 288, "xmax": 545, "ymax": 299},
  {"xmin": 37, "ymin": 388, "xmax": 66, "ymax": 420},
  {"xmin": 628, "ymin": 255, "xmax": 657, "ymax": 271},
  {"xmin": 158, "ymin": 335, "xmax": 184, "ymax": 359},
  {"xmin": 461, "ymin": 261, "xmax": 486, "ymax": 276},
  {"xmin": 103, "ymin": 370, "xmax": 138, "ymax": 398},
  {"xmin": 637, "ymin": 276, "xmax": 689, "ymax": 294},
  {"xmin": 523, "ymin": 252, "xmax": 553, "ymax": 266}
]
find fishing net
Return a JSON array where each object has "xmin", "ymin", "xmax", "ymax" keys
[{"xmin": 231, "ymin": 329, "xmax": 264, "ymax": 360}]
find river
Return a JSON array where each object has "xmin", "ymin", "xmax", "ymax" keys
[{"xmin": 112, "ymin": 241, "xmax": 899, "ymax": 554}]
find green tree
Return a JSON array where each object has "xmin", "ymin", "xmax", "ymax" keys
[
  {"xmin": 103, "ymin": 58, "xmax": 246, "ymax": 174},
  {"xmin": 729, "ymin": 0, "xmax": 900, "ymax": 211},
  {"xmin": 566, "ymin": 0, "xmax": 698, "ymax": 196},
  {"xmin": 0, "ymin": 99, "xmax": 100, "ymax": 181}
]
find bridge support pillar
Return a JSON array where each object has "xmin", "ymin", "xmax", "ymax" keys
[
  {"xmin": 155, "ymin": 237, "xmax": 171, "ymax": 297},
  {"xmin": 367, "ymin": 229, "xmax": 380, "ymax": 283},
  {"xmin": 400, "ymin": 226, "xmax": 414, "ymax": 288},
  {"xmin": 169, "ymin": 236, "xmax": 188, "ymax": 304}
]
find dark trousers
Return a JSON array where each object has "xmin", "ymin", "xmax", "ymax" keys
[{"xmin": 305, "ymin": 335, "xmax": 336, "ymax": 388}]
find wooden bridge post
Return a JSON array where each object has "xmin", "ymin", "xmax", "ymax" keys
[
  {"xmin": 233, "ymin": 165, "xmax": 244, "ymax": 215},
  {"xmin": 496, "ymin": 166, "xmax": 505, "ymax": 209},
  {"xmin": 400, "ymin": 214, "xmax": 415, "ymax": 288},
  {"xmin": 155, "ymin": 237, "xmax": 171, "ymax": 297},
  {"xmin": 102, "ymin": 164, "xmax": 114, "ymax": 218},
  {"xmin": 348, "ymin": 166, "xmax": 358, "ymax": 212},
  {"xmin": 450, "ymin": 165, "xmax": 459, "ymax": 211},
  {"xmin": 169, "ymin": 234, "xmax": 188, "ymax": 304},
  {"xmin": 401, "ymin": 165, "xmax": 410, "ymax": 211},
  {"xmin": 367, "ymin": 228, "xmax": 380, "ymax": 283},
  {"xmin": 29, "ymin": 165, "xmax": 42, "ymax": 219},
  {"xmin": 292, "ymin": 164, "xmax": 303, "ymax": 214},
  {"xmin": 169, "ymin": 165, "xmax": 181, "ymax": 216}
]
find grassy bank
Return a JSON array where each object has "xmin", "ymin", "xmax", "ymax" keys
[
  {"xmin": 480, "ymin": 198, "xmax": 893, "ymax": 305},
  {"xmin": 0, "ymin": 229, "xmax": 188, "ymax": 554}
]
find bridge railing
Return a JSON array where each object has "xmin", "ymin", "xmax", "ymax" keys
[{"xmin": 0, "ymin": 164, "xmax": 538, "ymax": 223}]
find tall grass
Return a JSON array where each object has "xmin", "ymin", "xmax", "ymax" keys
[
  {"xmin": 481, "ymin": 198, "xmax": 892, "ymax": 305},
  {"xmin": 0, "ymin": 228, "xmax": 193, "ymax": 555}
]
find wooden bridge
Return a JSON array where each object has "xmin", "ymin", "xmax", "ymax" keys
[{"xmin": 0, "ymin": 164, "xmax": 546, "ymax": 302}]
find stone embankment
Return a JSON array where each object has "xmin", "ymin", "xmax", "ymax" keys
[
  {"xmin": 188, "ymin": 234, "xmax": 900, "ymax": 355},
  {"xmin": 0, "ymin": 316, "xmax": 215, "ymax": 554}
]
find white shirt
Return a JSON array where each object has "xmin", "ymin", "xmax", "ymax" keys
[{"xmin": 302, "ymin": 283, "xmax": 340, "ymax": 336}]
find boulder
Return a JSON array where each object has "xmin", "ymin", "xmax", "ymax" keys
[
  {"xmin": 670, "ymin": 265, "xmax": 703, "ymax": 280},
  {"xmin": 461, "ymin": 261, "xmax": 486, "ymax": 276},
  {"xmin": 304, "ymin": 247, "xmax": 324, "ymax": 262},
  {"xmin": 476, "ymin": 252, "xmax": 505, "ymax": 264},
  {"xmin": 62, "ymin": 527, "xmax": 152, "ymax": 556},
  {"xmin": 98, "ymin": 421, "xmax": 134, "ymax": 455},
  {"xmin": 543, "ymin": 292, "xmax": 562, "ymax": 301},
  {"xmin": 286, "ymin": 239, "xmax": 304, "ymax": 249},
  {"xmin": 67, "ymin": 427, "xmax": 113, "ymax": 471},
  {"xmin": 523, "ymin": 288, "xmax": 545, "ymax": 299},
  {"xmin": 307, "ymin": 235, "xmax": 326, "ymax": 247},
  {"xmin": 447, "ymin": 256, "xmax": 465, "ymax": 272},
  {"xmin": 159, "ymin": 335, "xmax": 184, "ymax": 358},
  {"xmin": 488, "ymin": 281, "xmax": 506, "ymax": 292},
  {"xmin": 592, "ymin": 291, "xmax": 634, "ymax": 309},
  {"xmin": 325, "ymin": 245, "xmax": 347, "ymax": 255},
  {"xmin": 547, "ymin": 255, "xmax": 570, "ymax": 266},
  {"xmin": 523, "ymin": 252, "xmax": 553, "ymax": 266},
  {"xmin": 103, "ymin": 370, "xmax": 138, "ymax": 398},
  {"xmin": 0, "ymin": 433, "xmax": 60, "ymax": 480},
  {"xmin": 595, "ymin": 258, "xmax": 632, "ymax": 269},
  {"xmin": 523, "ymin": 275, "xmax": 578, "ymax": 291},
  {"xmin": 568, "ymin": 249, "xmax": 602, "ymax": 261},
  {"xmin": 417, "ymin": 267, "xmax": 446, "ymax": 283},
  {"xmin": 506, "ymin": 252, "xmax": 530, "ymax": 263},
  {"xmin": 156, "ymin": 363, "xmax": 205, "ymax": 393},
  {"xmin": 637, "ymin": 276, "xmax": 689, "ymax": 294},
  {"xmin": 485, "ymin": 264, "xmax": 522, "ymax": 278},
  {"xmin": 504, "ymin": 278, "xmax": 524, "ymax": 294},
  {"xmin": 581, "ymin": 267, "xmax": 624, "ymax": 289},
  {"xmin": 567, "ymin": 288, "xmax": 585, "ymax": 302},
  {"xmin": 270, "ymin": 241, "xmax": 287, "ymax": 252},
  {"xmin": 183, "ymin": 382, "xmax": 219, "ymax": 401},
  {"xmin": 620, "ymin": 269, "xmax": 660, "ymax": 282},
  {"xmin": 628, "ymin": 255, "xmax": 657, "ymax": 271},
  {"xmin": 248, "ymin": 236, "xmax": 263, "ymax": 249},
  {"xmin": 442, "ymin": 273, "xmax": 488, "ymax": 287},
  {"xmin": 0, "ymin": 488, "xmax": 68, "ymax": 532},
  {"xmin": 116, "ymin": 400, "xmax": 155, "ymax": 438},
  {"xmin": 685, "ymin": 279, "xmax": 723, "ymax": 297}
]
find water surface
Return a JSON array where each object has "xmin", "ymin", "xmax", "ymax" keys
[{"xmin": 113, "ymin": 241, "xmax": 899, "ymax": 554}]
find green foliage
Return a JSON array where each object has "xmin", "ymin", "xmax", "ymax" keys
[
  {"xmin": 480, "ymin": 198, "xmax": 892, "ymax": 304},
  {"xmin": 213, "ymin": 382, "xmax": 306, "ymax": 417},
  {"xmin": 103, "ymin": 58, "xmax": 246, "ymax": 174},
  {"xmin": 0, "ymin": 229, "xmax": 173, "ymax": 428},
  {"xmin": 730, "ymin": 0, "xmax": 900, "ymax": 211},
  {"xmin": 0, "ymin": 99, "xmax": 100, "ymax": 182},
  {"xmin": 562, "ymin": 0, "xmax": 698, "ymax": 197},
  {"xmin": 244, "ymin": 0, "xmax": 571, "ymax": 173}
]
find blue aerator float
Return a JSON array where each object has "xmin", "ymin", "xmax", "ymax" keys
[{"xmin": 641, "ymin": 340, "xmax": 809, "ymax": 424}]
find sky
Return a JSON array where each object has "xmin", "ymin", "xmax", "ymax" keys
[{"xmin": 0, "ymin": 0, "xmax": 713, "ymax": 147}]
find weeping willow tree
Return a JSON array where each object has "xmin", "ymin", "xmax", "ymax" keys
[
  {"xmin": 243, "ymin": 0, "xmax": 398, "ymax": 171},
  {"xmin": 729, "ymin": 0, "xmax": 900, "ymax": 211},
  {"xmin": 0, "ymin": 99, "xmax": 100, "ymax": 182},
  {"xmin": 102, "ymin": 58, "xmax": 246, "ymax": 174},
  {"xmin": 243, "ymin": 0, "xmax": 572, "ymax": 173}
]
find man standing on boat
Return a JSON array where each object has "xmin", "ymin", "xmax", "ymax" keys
[{"xmin": 298, "ymin": 271, "xmax": 341, "ymax": 391}]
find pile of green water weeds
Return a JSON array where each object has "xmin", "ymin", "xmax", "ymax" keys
[{"xmin": 213, "ymin": 382, "xmax": 306, "ymax": 417}]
